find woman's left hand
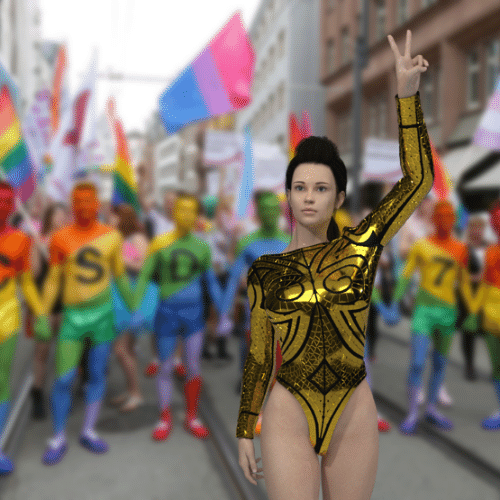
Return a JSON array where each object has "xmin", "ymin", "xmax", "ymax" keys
[{"xmin": 388, "ymin": 30, "xmax": 429, "ymax": 98}]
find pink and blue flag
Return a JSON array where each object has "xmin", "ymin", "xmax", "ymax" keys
[
  {"xmin": 474, "ymin": 76, "xmax": 500, "ymax": 150},
  {"xmin": 159, "ymin": 12, "xmax": 255, "ymax": 134}
]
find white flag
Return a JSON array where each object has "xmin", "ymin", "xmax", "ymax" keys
[
  {"xmin": 46, "ymin": 52, "xmax": 98, "ymax": 202},
  {"xmin": 473, "ymin": 76, "xmax": 500, "ymax": 151}
]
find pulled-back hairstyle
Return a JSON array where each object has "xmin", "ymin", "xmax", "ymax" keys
[{"xmin": 286, "ymin": 136, "xmax": 347, "ymax": 241}]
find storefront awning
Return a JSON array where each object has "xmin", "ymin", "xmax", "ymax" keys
[
  {"xmin": 442, "ymin": 143, "xmax": 493, "ymax": 184},
  {"xmin": 461, "ymin": 159, "xmax": 500, "ymax": 189}
]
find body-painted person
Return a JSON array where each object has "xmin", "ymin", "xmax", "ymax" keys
[
  {"xmin": 470, "ymin": 201, "xmax": 500, "ymax": 430},
  {"xmin": 387, "ymin": 200, "xmax": 471, "ymax": 434},
  {"xmin": 132, "ymin": 194, "xmax": 222, "ymax": 441},
  {"xmin": 237, "ymin": 31, "xmax": 433, "ymax": 500},
  {"xmin": 0, "ymin": 182, "xmax": 48, "ymax": 475},
  {"xmin": 37, "ymin": 182, "xmax": 133, "ymax": 465},
  {"xmin": 217, "ymin": 191, "xmax": 290, "ymax": 434},
  {"xmin": 218, "ymin": 191, "xmax": 290, "ymax": 373}
]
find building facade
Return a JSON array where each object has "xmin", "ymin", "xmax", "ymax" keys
[
  {"xmin": 236, "ymin": 0, "xmax": 325, "ymax": 151},
  {"xmin": 0, "ymin": 0, "xmax": 46, "ymax": 112},
  {"xmin": 322, "ymin": 0, "xmax": 500, "ymax": 204}
]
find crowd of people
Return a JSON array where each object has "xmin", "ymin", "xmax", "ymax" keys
[{"xmin": 0, "ymin": 164, "xmax": 499, "ymax": 478}]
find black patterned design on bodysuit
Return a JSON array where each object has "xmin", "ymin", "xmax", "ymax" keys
[{"xmin": 236, "ymin": 93, "xmax": 434, "ymax": 455}]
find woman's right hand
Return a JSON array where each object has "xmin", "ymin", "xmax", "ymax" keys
[{"xmin": 238, "ymin": 438, "xmax": 264, "ymax": 485}]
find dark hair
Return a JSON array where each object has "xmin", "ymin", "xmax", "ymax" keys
[
  {"xmin": 286, "ymin": 136, "xmax": 347, "ymax": 241},
  {"xmin": 41, "ymin": 202, "xmax": 68, "ymax": 236},
  {"xmin": 116, "ymin": 203, "xmax": 143, "ymax": 238}
]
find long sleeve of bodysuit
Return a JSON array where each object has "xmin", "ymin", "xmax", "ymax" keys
[
  {"xmin": 236, "ymin": 265, "xmax": 278, "ymax": 438},
  {"xmin": 345, "ymin": 93, "xmax": 434, "ymax": 248},
  {"xmin": 236, "ymin": 93, "xmax": 434, "ymax": 443}
]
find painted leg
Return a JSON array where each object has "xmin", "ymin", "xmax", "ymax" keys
[
  {"xmin": 79, "ymin": 341, "xmax": 112, "ymax": 454},
  {"xmin": 184, "ymin": 330, "xmax": 209, "ymax": 439},
  {"xmin": 400, "ymin": 334, "xmax": 430, "ymax": 435},
  {"xmin": 425, "ymin": 331, "xmax": 454, "ymax": 431},
  {"xmin": 43, "ymin": 340, "xmax": 83, "ymax": 466},
  {"xmin": 152, "ymin": 334, "xmax": 177, "ymax": 441},
  {"xmin": 482, "ymin": 333, "xmax": 500, "ymax": 430}
]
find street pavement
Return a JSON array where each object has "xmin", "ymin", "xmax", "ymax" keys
[
  {"xmin": 0, "ymin": 334, "xmax": 229, "ymax": 500},
  {"xmin": 1, "ymin": 316, "xmax": 500, "ymax": 499}
]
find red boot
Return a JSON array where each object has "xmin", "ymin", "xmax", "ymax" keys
[
  {"xmin": 144, "ymin": 361, "xmax": 159, "ymax": 378},
  {"xmin": 184, "ymin": 376, "xmax": 209, "ymax": 439},
  {"xmin": 377, "ymin": 416, "xmax": 391, "ymax": 432},
  {"xmin": 174, "ymin": 362, "xmax": 187, "ymax": 379},
  {"xmin": 152, "ymin": 408, "xmax": 173, "ymax": 441}
]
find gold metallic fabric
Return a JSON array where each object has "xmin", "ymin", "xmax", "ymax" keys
[{"xmin": 236, "ymin": 93, "xmax": 434, "ymax": 455}]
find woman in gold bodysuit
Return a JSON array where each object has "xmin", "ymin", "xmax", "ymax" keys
[{"xmin": 236, "ymin": 31, "xmax": 434, "ymax": 500}]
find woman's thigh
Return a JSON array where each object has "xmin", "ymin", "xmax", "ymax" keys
[
  {"xmin": 321, "ymin": 379, "xmax": 379, "ymax": 500},
  {"xmin": 260, "ymin": 381, "xmax": 320, "ymax": 500}
]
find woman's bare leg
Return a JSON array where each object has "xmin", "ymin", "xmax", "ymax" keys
[
  {"xmin": 114, "ymin": 333, "xmax": 142, "ymax": 397},
  {"xmin": 321, "ymin": 379, "xmax": 379, "ymax": 500},
  {"xmin": 260, "ymin": 381, "xmax": 320, "ymax": 500}
]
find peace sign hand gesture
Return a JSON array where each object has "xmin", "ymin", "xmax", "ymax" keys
[{"xmin": 388, "ymin": 30, "xmax": 429, "ymax": 99}]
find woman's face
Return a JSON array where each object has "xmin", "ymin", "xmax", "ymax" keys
[
  {"xmin": 52, "ymin": 207, "xmax": 68, "ymax": 231},
  {"xmin": 287, "ymin": 163, "xmax": 345, "ymax": 234}
]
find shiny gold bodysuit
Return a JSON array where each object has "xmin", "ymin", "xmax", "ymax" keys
[{"xmin": 236, "ymin": 94, "xmax": 434, "ymax": 455}]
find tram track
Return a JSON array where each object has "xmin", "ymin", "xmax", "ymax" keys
[{"xmin": 376, "ymin": 331, "xmax": 500, "ymax": 492}]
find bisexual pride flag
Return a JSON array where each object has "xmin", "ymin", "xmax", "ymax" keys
[
  {"xmin": 159, "ymin": 12, "xmax": 255, "ymax": 134},
  {"xmin": 0, "ymin": 85, "xmax": 36, "ymax": 201}
]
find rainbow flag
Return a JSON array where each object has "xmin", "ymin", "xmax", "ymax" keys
[
  {"xmin": 109, "ymin": 99, "xmax": 140, "ymax": 212},
  {"xmin": 159, "ymin": 12, "xmax": 255, "ymax": 133},
  {"xmin": 288, "ymin": 111, "xmax": 313, "ymax": 160},
  {"xmin": 430, "ymin": 141, "xmax": 452, "ymax": 200},
  {"xmin": 0, "ymin": 85, "xmax": 36, "ymax": 201}
]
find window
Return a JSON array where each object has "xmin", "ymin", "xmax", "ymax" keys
[
  {"xmin": 341, "ymin": 28, "xmax": 350, "ymax": 64},
  {"xmin": 375, "ymin": 0, "xmax": 386, "ymax": 41},
  {"xmin": 326, "ymin": 38, "xmax": 335, "ymax": 74},
  {"xmin": 486, "ymin": 39, "xmax": 500, "ymax": 97},
  {"xmin": 421, "ymin": 67, "xmax": 434, "ymax": 122},
  {"xmin": 368, "ymin": 97, "xmax": 387, "ymax": 137},
  {"xmin": 397, "ymin": 0, "xmax": 408, "ymax": 25},
  {"xmin": 277, "ymin": 82, "xmax": 285, "ymax": 109},
  {"xmin": 278, "ymin": 30, "xmax": 286, "ymax": 58},
  {"xmin": 337, "ymin": 111, "xmax": 352, "ymax": 152},
  {"xmin": 270, "ymin": 45, "xmax": 277, "ymax": 71},
  {"xmin": 467, "ymin": 48, "xmax": 481, "ymax": 109}
]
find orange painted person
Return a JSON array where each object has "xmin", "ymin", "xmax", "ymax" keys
[
  {"xmin": 0, "ymin": 181, "xmax": 49, "ymax": 475},
  {"xmin": 35, "ymin": 182, "xmax": 133, "ymax": 465},
  {"xmin": 387, "ymin": 200, "xmax": 472, "ymax": 434},
  {"xmin": 469, "ymin": 201, "xmax": 500, "ymax": 430}
]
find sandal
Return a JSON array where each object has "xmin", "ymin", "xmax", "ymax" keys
[{"xmin": 119, "ymin": 395, "xmax": 144, "ymax": 413}]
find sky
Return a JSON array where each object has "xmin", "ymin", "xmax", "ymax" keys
[{"xmin": 39, "ymin": 0, "xmax": 262, "ymax": 133}]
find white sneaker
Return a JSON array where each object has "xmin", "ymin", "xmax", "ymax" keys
[
  {"xmin": 438, "ymin": 385, "xmax": 453, "ymax": 407},
  {"xmin": 417, "ymin": 387, "xmax": 425, "ymax": 406}
]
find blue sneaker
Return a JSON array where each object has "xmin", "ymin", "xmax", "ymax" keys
[
  {"xmin": 42, "ymin": 439, "xmax": 68, "ymax": 466},
  {"xmin": 424, "ymin": 409, "xmax": 454, "ymax": 430},
  {"xmin": 0, "ymin": 453, "xmax": 14, "ymax": 475},
  {"xmin": 481, "ymin": 411, "xmax": 500, "ymax": 430},
  {"xmin": 79, "ymin": 432, "xmax": 108, "ymax": 454},
  {"xmin": 399, "ymin": 415, "xmax": 418, "ymax": 435}
]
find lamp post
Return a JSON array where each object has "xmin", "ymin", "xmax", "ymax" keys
[{"xmin": 350, "ymin": 0, "xmax": 369, "ymax": 215}]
